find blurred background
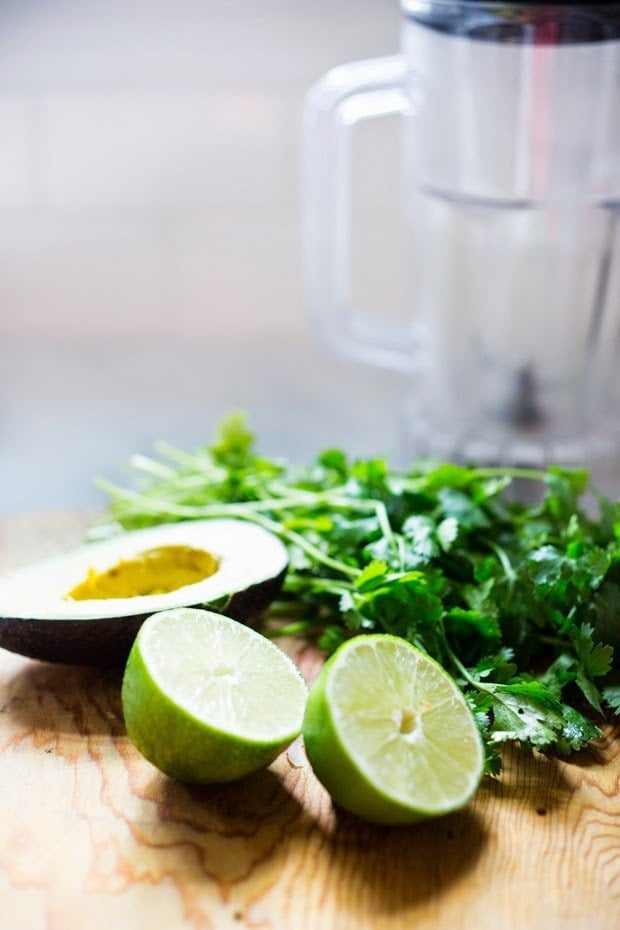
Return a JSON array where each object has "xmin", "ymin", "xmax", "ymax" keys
[{"xmin": 0, "ymin": 0, "xmax": 410, "ymax": 514}]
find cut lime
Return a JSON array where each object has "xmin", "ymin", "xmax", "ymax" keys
[
  {"xmin": 302, "ymin": 634, "xmax": 484, "ymax": 824},
  {"xmin": 121, "ymin": 607, "xmax": 307, "ymax": 783}
]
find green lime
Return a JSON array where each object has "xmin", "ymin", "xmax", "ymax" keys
[
  {"xmin": 121, "ymin": 607, "xmax": 307, "ymax": 783},
  {"xmin": 302, "ymin": 634, "xmax": 484, "ymax": 824}
]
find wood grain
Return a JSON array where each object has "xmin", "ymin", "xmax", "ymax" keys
[{"xmin": 0, "ymin": 513, "xmax": 619, "ymax": 930}]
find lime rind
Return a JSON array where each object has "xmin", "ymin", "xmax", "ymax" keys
[{"xmin": 303, "ymin": 634, "xmax": 484, "ymax": 824}]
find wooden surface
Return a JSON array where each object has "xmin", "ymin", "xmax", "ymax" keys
[{"xmin": 1, "ymin": 513, "xmax": 619, "ymax": 930}]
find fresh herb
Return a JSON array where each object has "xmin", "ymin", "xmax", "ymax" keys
[{"xmin": 95, "ymin": 412, "xmax": 619, "ymax": 771}]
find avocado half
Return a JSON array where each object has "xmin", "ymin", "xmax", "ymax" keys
[{"xmin": 0, "ymin": 519, "xmax": 288, "ymax": 666}]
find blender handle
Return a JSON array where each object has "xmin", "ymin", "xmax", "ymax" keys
[{"xmin": 302, "ymin": 56, "xmax": 424, "ymax": 374}]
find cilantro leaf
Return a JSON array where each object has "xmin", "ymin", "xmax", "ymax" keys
[
  {"xmin": 571, "ymin": 622, "xmax": 614, "ymax": 679},
  {"xmin": 209, "ymin": 410, "xmax": 255, "ymax": 469},
  {"xmin": 602, "ymin": 682, "xmax": 620, "ymax": 714},
  {"xmin": 587, "ymin": 580, "xmax": 620, "ymax": 651},
  {"xmin": 557, "ymin": 705, "xmax": 602, "ymax": 754},
  {"xmin": 355, "ymin": 560, "xmax": 389, "ymax": 593},
  {"xmin": 487, "ymin": 680, "xmax": 566, "ymax": 749},
  {"xmin": 402, "ymin": 515, "xmax": 440, "ymax": 565},
  {"xmin": 444, "ymin": 607, "xmax": 500, "ymax": 639},
  {"xmin": 437, "ymin": 517, "xmax": 459, "ymax": 552},
  {"xmin": 436, "ymin": 487, "xmax": 491, "ymax": 531},
  {"xmin": 467, "ymin": 692, "xmax": 503, "ymax": 775},
  {"xmin": 570, "ymin": 622, "xmax": 614, "ymax": 712},
  {"xmin": 526, "ymin": 545, "xmax": 566, "ymax": 591}
]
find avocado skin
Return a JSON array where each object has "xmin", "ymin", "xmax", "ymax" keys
[{"xmin": 0, "ymin": 567, "xmax": 287, "ymax": 667}]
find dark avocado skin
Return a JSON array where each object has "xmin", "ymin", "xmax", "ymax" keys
[{"xmin": 0, "ymin": 567, "xmax": 287, "ymax": 667}]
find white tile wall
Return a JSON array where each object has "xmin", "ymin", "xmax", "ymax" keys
[
  {"xmin": 0, "ymin": 1, "xmax": 398, "ymax": 87},
  {"xmin": 41, "ymin": 92, "xmax": 287, "ymax": 212},
  {"xmin": 0, "ymin": 0, "xmax": 402, "ymax": 343},
  {"xmin": 0, "ymin": 221, "xmax": 172, "ymax": 336},
  {"xmin": 171, "ymin": 218, "xmax": 301, "ymax": 336},
  {"xmin": 0, "ymin": 1, "xmax": 413, "ymax": 512},
  {"xmin": 0, "ymin": 95, "xmax": 35, "ymax": 208}
]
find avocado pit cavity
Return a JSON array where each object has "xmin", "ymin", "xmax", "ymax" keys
[{"xmin": 66, "ymin": 545, "xmax": 219, "ymax": 600}]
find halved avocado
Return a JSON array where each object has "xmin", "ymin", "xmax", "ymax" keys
[{"xmin": 0, "ymin": 519, "xmax": 288, "ymax": 666}]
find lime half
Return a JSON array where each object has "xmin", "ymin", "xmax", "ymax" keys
[
  {"xmin": 122, "ymin": 607, "xmax": 307, "ymax": 783},
  {"xmin": 302, "ymin": 634, "xmax": 484, "ymax": 824}
]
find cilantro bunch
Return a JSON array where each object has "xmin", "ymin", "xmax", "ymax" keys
[{"xmin": 96, "ymin": 414, "xmax": 620, "ymax": 771}]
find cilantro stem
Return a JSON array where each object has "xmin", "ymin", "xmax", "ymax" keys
[
  {"xmin": 326, "ymin": 495, "xmax": 404, "ymax": 568},
  {"xmin": 440, "ymin": 624, "xmax": 492, "ymax": 694},
  {"xmin": 96, "ymin": 479, "xmax": 322, "ymax": 519},
  {"xmin": 483, "ymin": 539, "xmax": 517, "ymax": 589},
  {"xmin": 215, "ymin": 510, "xmax": 361, "ymax": 579},
  {"xmin": 537, "ymin": 634, "xmax": 571, "ymax": 650},
  {"xmin": 94, "ymin": 480, "xmax": 208, "ymax": 518},
  {"xmin": 263, "ymin": 620, "xmax": 316, "ymax": 638},
  {"xmin": 285, "ymin": 572, "xmax": 352, "ymax": 596},
  {"xmin": 96, "ymin": 480, "xmax": 362, "ymax": 578},
  {"xmin": 128, "ymin": 453, "xmax": 180, "ymax": 480},
  {"xmin": 262, "ymin": 600, "xmax": 307, "ymax": 617},
  {"xmin": 471, "ymin": 466, "xmax": 549, "ymax": 483}
]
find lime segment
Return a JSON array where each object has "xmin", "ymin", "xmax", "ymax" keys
[
  {"xmin": 302, "ymin": 634, "xmax": 484, "ymax": 824},
  {"xmin": 122, "ymin": 607, "xmax": 307, "ymax": 783}
]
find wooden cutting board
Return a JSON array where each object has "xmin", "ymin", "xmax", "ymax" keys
[{"xmin": 1, "ymin": 513, "xmax": 619, "ymax": 930}]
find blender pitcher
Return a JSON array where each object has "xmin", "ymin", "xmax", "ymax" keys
[{"xmin": 303, "ymin": 1, "xmax": 620, "ymax": 467}]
